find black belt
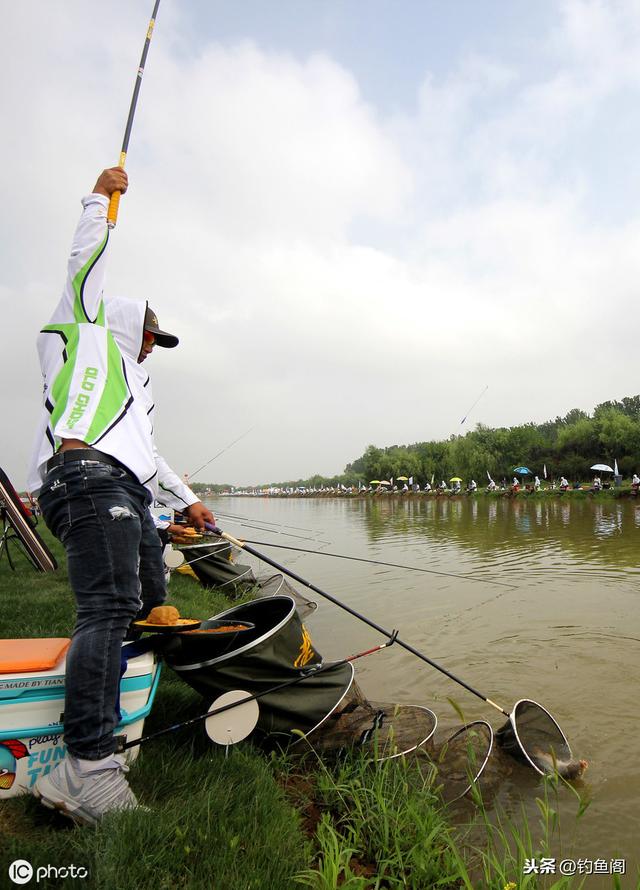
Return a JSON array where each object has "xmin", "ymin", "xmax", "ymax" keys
[{"xmin": 46, "ymin": 448, "xmax": 134, "ymax": 478}]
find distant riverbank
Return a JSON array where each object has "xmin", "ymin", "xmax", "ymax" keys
[{"xmin": 224, "ymin": 486, "xmax": 639, "ymax": 500}]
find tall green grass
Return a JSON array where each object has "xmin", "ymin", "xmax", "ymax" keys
[
  {"xmin": 287, "ymin": 747, "xmax": 461, "ymax": 889},
  {"xmin": 449, "ymin": 771, "xmax": 593, "ymax": 890}
]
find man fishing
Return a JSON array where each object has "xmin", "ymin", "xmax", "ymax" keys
[{"xmin": 27, "ymin": 166, "xmax": 214, "ymax": 824}]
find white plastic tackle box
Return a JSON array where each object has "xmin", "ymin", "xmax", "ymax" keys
[{"xmin": 0, "ymin": 638, "xmax": 160, "ymax": 798}]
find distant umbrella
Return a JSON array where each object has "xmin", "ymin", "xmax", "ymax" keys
[
  {"xmin": 513, "ymin": 466, "xmax": 532, "ymax": 475},
  {"xmin": 590, "ymin": 464, "xmax": 614, "ymax": 473},
  {"xmin": 369, "ymin": 480, "xmax": 381, "ymax": 485},
  {"xmin": 380, "ymin": 480, "xmax": 391, "ymax": 485},
  {"xmin": 450, "ymin": 476, "xmax": 463, "ymax": 482},
  {"xmin": 396, "ymin": 476, "xmax": 409, "ymax": 481}
]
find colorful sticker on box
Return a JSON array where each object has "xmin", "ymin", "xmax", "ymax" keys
[{"xmin": 0, "ymin": 740, "xmax": 29, "ymax": 789}]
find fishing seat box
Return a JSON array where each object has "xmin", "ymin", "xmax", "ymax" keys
[{"xmin": 0, "ymin": 638, "xmax": 160, "ymax": 798}]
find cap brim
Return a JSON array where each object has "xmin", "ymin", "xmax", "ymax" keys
[
  {"xmin": 152, "ymin": 330, "xmax": 179, "ymax": 348},
  {"xmin": 145, "ymin": 325, "xmax": 179, "ymax": 348}
]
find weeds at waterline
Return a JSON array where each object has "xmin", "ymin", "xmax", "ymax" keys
[{"xmin": 282, "ymin": 730, "xmax": 607, "ymax": 890}]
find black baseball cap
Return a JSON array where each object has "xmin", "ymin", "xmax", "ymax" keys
[{"xmin": 144, "ymin": 307, "xmax": 179, "ymax": 348}]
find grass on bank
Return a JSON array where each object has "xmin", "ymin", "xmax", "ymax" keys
[{"xmin": 0, "ymin": 525, "xmax": 618, "ymax": 889}]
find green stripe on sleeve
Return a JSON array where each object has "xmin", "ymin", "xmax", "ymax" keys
[{"xmin": 72, "ymin": 231, "xmax": 109, "ymax": 323}]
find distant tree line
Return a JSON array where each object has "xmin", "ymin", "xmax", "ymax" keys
[
  {"xmin": 237, "ymin": 396, "xmax": 640, "ymax": 491},
  {"xmin": 189, "ymin": 482, "xmax": 234, "ymax": 495},
  {"xmin": 348, "ymin": 396, "xmax": 640, "ymax": 485}
]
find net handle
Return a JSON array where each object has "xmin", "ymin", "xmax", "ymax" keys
[{"xmin": 212, "ymin": 526, "xmax": 511, "ymax": 716}]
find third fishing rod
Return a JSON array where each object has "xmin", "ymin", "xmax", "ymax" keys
[{"xmin": 189, "ymin": 427, "xmax": 255, "ymax": 481}]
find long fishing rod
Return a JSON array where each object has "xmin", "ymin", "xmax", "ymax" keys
[
  {"xmin": 460, "ymin": 384, "xmax": 488, "ymax": 426},
  {"xmin": 117, "ymin": 636, "xmax": 397, "ymax": 751},
  {"xmin": 213, "ymin": 515, "xmax": 331, "ymax": 545},
  {"xmin": 208, "ymin": 525, "xmax": 510, "ymax": 718},
  {"xmin": 108, "ymin": 0, "xmax": 161, "ymax": 228},
  {"xmin": 189, "ymin": 427, "xmax": 256, "ymax": 480},
  {"xmin": 214, "ymin": 509, "xmax": 317, "ymax": 534},
  {"xmin": 208, "ymin": 532, "xmax": 514, "ymax": 589}
]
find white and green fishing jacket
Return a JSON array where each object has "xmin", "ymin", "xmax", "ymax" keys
[{"xmin": 28, "ymin": 192, "xmax": 197, "ymax": 512}]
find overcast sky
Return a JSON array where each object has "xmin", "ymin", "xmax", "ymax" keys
[{"xmin": 3, "ymin": 0, "xmax": 640, "ymax": 488}]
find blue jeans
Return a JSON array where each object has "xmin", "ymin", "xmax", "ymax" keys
[{"xmin": 38, "ymin": 460, "xmax": 166, "ymax": 759}]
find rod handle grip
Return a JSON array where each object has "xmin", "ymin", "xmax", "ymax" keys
[
  {"xmin": 206, "ymin": 522, "xmax": 245, "ymax": 549},
  {"xmin": 107, "ymin": 190, "xmax": 122, "ymax": 229}
]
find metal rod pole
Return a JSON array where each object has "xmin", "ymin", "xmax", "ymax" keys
[
  {"xmin": 118, "ymin": 638, "xmax": 394, "ymax": 751},
  {"xmin": 107, "ymin": 0, "xmax": 161, "ymax": 228},
  {"xmin": 212, "ymin": 526, "xmax": 509, "ymax": 717}
]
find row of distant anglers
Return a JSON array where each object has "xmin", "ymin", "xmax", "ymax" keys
[{"xmin": 224, "ymin": 465, "xmax": 640, "ymax": 497}]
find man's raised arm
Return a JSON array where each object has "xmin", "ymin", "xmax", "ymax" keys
[{"xmin": 60, "ymin": 167, "xmax": 129, "ymax": 325}]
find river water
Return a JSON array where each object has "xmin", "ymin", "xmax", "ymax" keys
[{"xmin": 208, "ymin": 494, "xmax": 640, "ymax": 885}]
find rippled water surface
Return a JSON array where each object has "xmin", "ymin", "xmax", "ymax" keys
[{"xmin": 208, "ymin": 495, "xmax": 640, "ymax": 884}]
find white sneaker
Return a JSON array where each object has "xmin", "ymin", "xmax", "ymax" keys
[{"xmin": 34, "ymin": 755, "xmax": 139, "ymax": 826}]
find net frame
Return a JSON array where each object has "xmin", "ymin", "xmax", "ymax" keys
[
  {"xmin": 496, "ymin": 698, "xmax": 572, "ymax": 776},
  {"xmin": 435, "ymin": 720, "xmax": 494, "ymax": 802},
  {"xmin": 371, "ymin": 704, "xmax": 438, "ymax": 763}
]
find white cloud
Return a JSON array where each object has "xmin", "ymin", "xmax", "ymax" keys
[{"xmin": 3, "ymin": 0, "xmax": 640, "ymax": 488}]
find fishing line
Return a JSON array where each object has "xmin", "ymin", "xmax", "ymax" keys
[
  {"xmin": 189, "ymin": 427, "xmax": 255, "ymax": 480},
  {"xmin": 209, "ymin": 525, "xmax": 511, "ymax": 716},
  {"xmin": 180, "ymin": 552, "xmax": 255, "ymax": 589},
  {"xmin": 213, "ymin": 515, "xmax": 331, "ymax": 545},
  {"xmin": 219, "ymin": 537, "xmax": 515, "ymax": 590},
  {"xmin": 167, "ymin": 540, "xmax": 251, "ymax": 579},
  {"xmin": 460, "ymin": 384, "xmax": 488, "ymax": 426},
  {"xmin": 213, "ymin": 510, "xmax": 319, "ymax": 534}
]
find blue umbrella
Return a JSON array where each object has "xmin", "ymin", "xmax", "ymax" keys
[{"xmin": 513, "ymin": 466, "xmax": 532, "ymax": 475}]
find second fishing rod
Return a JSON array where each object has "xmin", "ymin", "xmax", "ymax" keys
[{"xmin": 205, "ymin": 523, "xmax": 510, "ymax": 717}]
